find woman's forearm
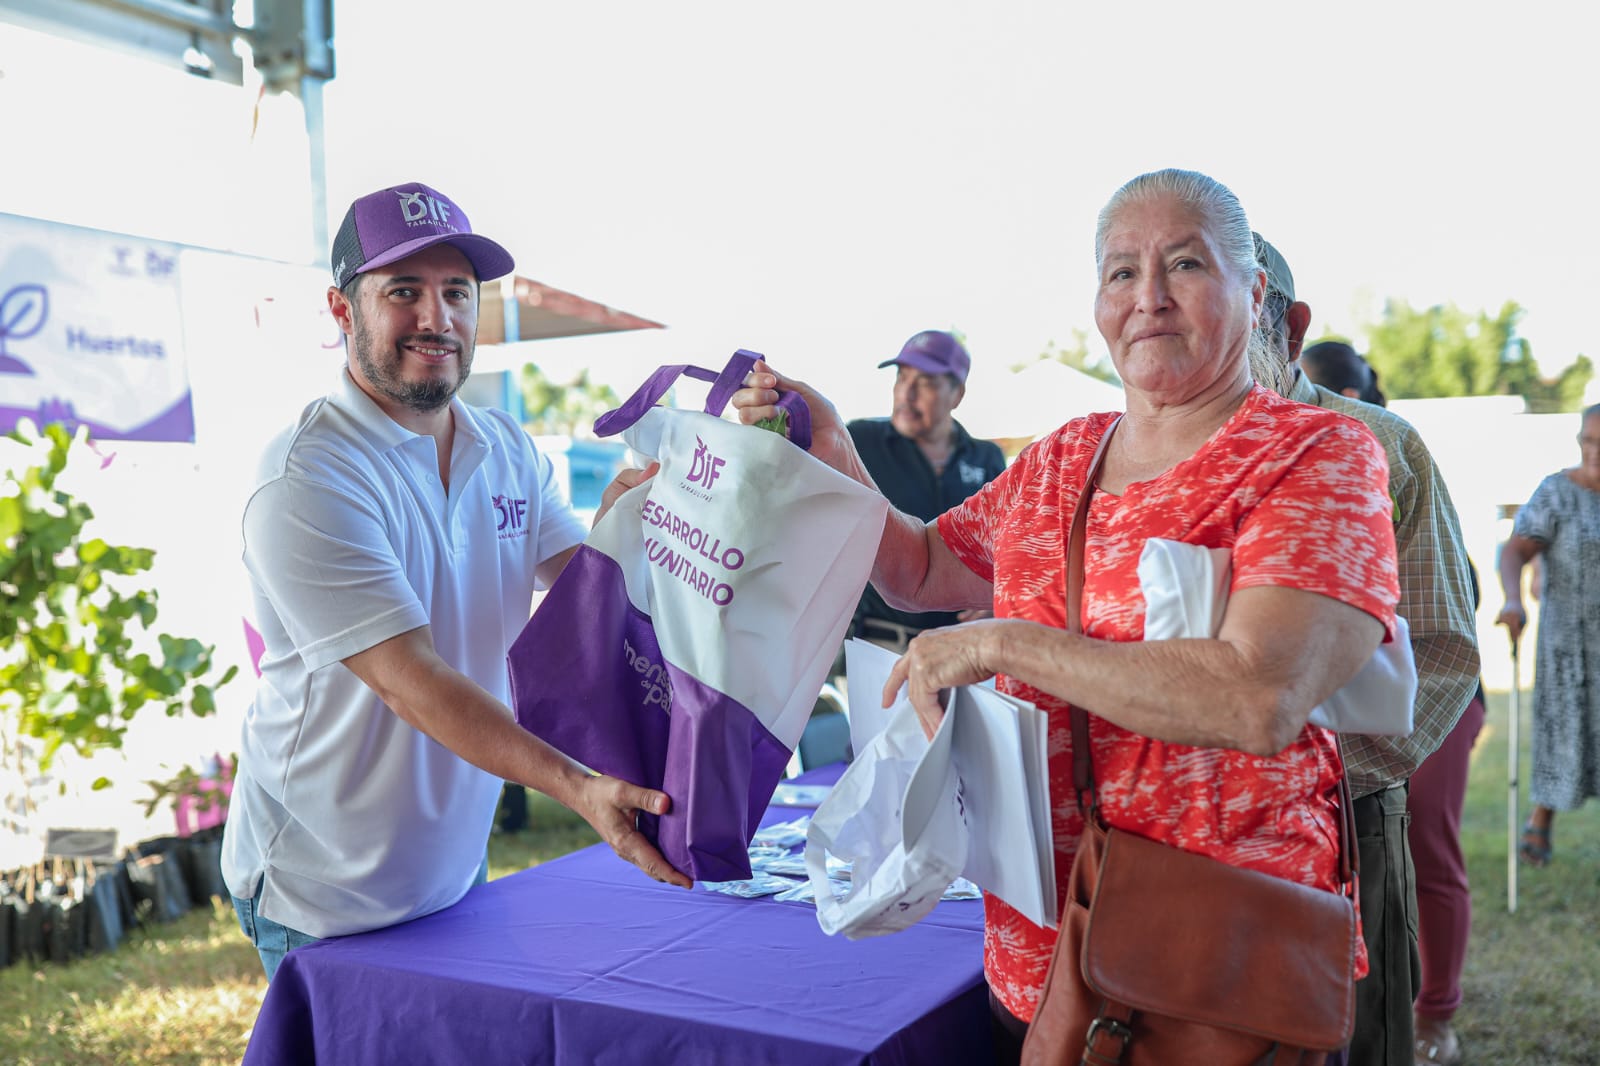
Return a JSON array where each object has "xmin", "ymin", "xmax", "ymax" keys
[
  {"xmin": 1498, "ymin": 536, "xmax": 1535, "ymax": 608},
  {"xmin": 985, "ymin": 587, "xmax": 1383, "ymax": 756},
  {"xmin": 871, "ymin": 518, "xmax": 994, "ymax": 615}
]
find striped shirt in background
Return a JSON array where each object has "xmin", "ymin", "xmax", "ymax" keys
[{"xmin": 1288, "ymin": 372, "xmax": 1482, "ymax": 798}]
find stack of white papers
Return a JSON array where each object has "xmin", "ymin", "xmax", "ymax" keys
[
  {"xmin": 947, "ymin": 683, "xmax": 1055, "ymax": 928},
  {"xmin": 838, "ymin": 639, "xmax": 1056, "ymax": 928}
]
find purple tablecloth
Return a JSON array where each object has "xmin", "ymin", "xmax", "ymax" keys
[{"xmin": 242, "ymin": 766, "xmax": 993, "ymax": 1065}]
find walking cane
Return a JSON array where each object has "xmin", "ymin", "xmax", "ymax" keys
[{"xmin": 1507, "ymin": 634, "xmax": 1521, "ymax": 915}]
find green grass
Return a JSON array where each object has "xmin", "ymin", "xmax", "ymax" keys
[
  {"xmin": 0, "ymin": 791, "xmax": 599, "ymax": 1065},
  {"xmin": 1455, "ymin": 689, "xmax": 1600, "ymax": 1065},
  {"xmin": 2, "ymin": 696, "xmax": 1596, "ymax": 1064}
]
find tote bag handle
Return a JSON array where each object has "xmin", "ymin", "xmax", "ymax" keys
[{"xmin": 593, "ymin": 349, "xmax": 813, "ymax": 450}]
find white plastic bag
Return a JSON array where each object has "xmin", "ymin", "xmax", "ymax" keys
[
  {"xmin": 805, "ymin": 699, "xmax": 969, "ymax": 939},
  {"xmin": 821, "ymin": 639, "xmax": 1056, "ymax": 931},
  {"xmin": 1137, "ymin": 538, "xmax": 1417, "ymax": 736}
]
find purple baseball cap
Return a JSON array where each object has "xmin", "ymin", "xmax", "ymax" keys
[
  {"xmin": 877, "ymin": 330, "xmax": 971, "ymax": 384},
  {"xmin": 329, "ymin": 182, "xmax": 515, "ymax": 289}
]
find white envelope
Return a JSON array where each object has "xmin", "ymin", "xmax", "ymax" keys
[
  {"xmin": 843, "ymin": 637, "xmax": 898, "ymax": 756},
  {"xmin": 948, "ymin": 684, "xmax": 1055, "ymax": 928},
  {"xmin": 1137, "ymin": 538, "xmax": 1417, "ymax": 736}
]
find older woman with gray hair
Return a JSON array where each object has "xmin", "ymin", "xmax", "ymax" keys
[
  {"xmin": 1499, "ymin": 402, "xmax": 1600, "ymax": 866},
  {"xmin": 735, "ymin": 168, "xmax": 1399, "ymax": 1064}
]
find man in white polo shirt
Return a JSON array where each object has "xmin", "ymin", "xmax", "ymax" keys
[{"xmin": 221, "ymin": 181, "xmax": 691, "ymax": 980}]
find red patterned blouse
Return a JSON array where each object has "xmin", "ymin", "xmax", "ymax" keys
[{"xmin": 937, "ymin": 385, "xmax": 1398, "ymax": 1022}]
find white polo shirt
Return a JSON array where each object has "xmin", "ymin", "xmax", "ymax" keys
[{"xmin": 221, "ymin": 368, "xmax": 586, "ymax": 938}]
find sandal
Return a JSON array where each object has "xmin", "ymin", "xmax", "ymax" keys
[
  {"xmin": 1414, "ymin": 1016, "xmax": 1461, "ymax": 1066},
  {"xmin": 1519, "ymin": 821, "xmax": 1552, "ymax": 867}
]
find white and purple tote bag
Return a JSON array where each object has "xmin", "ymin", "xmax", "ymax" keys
[{"xmin": 509, "ymin": 351, "xmax": 888, "ymax": 882}]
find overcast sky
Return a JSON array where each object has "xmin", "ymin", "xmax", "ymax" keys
[{"xmin": 3, "ymin": 1, "xmax": 1595, "ymax": 419}]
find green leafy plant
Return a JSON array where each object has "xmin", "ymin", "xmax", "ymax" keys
[
  {"xmin": 754, "ymin": 409, "xmax": 789, "ymax": 436},
  {"xmin": 1011, "ymin": 327, "xmax": 1122, "ymax": 385},
  {"xmin": 518, "ymin": 364, "xmax": 622, "ymax": 437},
  {"xmin": 0, "ymin": 420, "xmax": 237, "ymax": 796},
  {"xmin": 1347, "ymin": 298, "xmax": 1592, "ymax": 411},
  {"xmin": 140, "ymin": 752, "xmax": 235, "ymax": 822}
]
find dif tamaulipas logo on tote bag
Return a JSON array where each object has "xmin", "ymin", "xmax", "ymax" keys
[{"xmin": 508, "ymin": 351, "xmax": 888, "ymax": 882}]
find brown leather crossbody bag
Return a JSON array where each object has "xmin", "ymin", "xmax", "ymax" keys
[{"xmin": 1020, "ymin": 420, "xmax": 1360, "ymax": 1066}]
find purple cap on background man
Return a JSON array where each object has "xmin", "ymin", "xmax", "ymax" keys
[
  {"xmin": 329, "ymin": 182, "xmax": 516, "ymax": 290},
  {"xmin": 877, "ymin": 330, "xmax": 971, "ymax": 384}
]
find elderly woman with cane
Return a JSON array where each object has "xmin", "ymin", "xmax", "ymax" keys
[
  {"xmin": 1498, "ymin": 403, "xmax": 1600, "ymax": 868},
  {"xmin": 735, "ymin": 168, "xmax": 1400, "ymax": 1065}
]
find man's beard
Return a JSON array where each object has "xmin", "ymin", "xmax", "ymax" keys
[{"xmin": 354, "ymin": 327, "xmax": 472, "ymax": 413}]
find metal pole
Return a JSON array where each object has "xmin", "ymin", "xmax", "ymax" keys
[
  {"xmin": 1507, "ymin": 636, "xmax": 1520, "ymax": 914},
  {"xmin": 99, "ymin": 0, "xmax": 238, "ymax": 37},
  {"xmin": 301, "ymin": 73, "xmax": 329, "ymax": 261}
]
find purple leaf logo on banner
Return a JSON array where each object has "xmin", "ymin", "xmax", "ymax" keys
[
  {"xmin": 0, "ymin": 283, "xmax": 48, "ymax": 375},
  {"xmin": 37, "ymin": 397, "xmax": 80, "ymax": 433}
]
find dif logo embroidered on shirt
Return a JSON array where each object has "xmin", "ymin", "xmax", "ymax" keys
[
  {"xmin": 396, "ymin": 190, "xmax": 458, "ymax": 231},
  {"xmin": 682, "ymin": 437, "xmax": 726, "ymax": 500},
  {"xmin": 494, "ymin": 494, "xmax": 530, "ymax": 540}
]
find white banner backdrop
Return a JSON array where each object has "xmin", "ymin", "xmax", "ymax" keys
[
  {"xmin": 0, "ymin": 211, "xmax": 195, "ymax": 441},
  {"xmin": 0, "ymin": 235, "xmax": 344, "ymax": 861}
]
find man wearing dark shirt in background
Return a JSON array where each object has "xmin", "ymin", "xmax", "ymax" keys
[{"xmin": 846, "ymin": 330, "xmax": 1006, "ymax": 653}]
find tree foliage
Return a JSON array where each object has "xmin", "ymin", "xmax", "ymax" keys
[
  {"xmin": 518, "ymin": 364, "xmax": 622, "ymax": 437},
  {"xmin": 0, "ymin": 421, "xmax": 236, "ymax": 794},
  {"xmin": 1354, "ymin": 299, "xmax": 1592, "ymax": 412},
  {"xmin": 1013, "ymin": 327, "xmax": 1121, "ymax": 385}
]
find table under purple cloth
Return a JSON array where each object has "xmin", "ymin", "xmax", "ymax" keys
[{"xmin": 242, "ymin": 765, "xmax": 993, "ymax": 1065}]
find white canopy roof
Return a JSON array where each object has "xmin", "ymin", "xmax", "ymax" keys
[{"xmin": 957, "ymin": 359, "xmax": 1125, "ymax": 443}]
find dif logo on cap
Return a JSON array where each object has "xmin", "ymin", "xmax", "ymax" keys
[{"xmin": 330, "ymin": 181, "xmax": 516, "ymax": 290}]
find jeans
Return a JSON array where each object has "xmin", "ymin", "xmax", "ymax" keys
[
  {"xmin": 1348, "ymin": 785, "xmax": 1420, "ymax": 1066},
  {"xmin": 233, "ymin": 855, "xmax": 490, "ymax": 981},
  {"xmin": 231, "ymin": 892, "xmax": 320, "ymax": 982}
]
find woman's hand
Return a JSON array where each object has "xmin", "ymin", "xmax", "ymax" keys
[
  {"xmin": 1497, "ymin": 534, "xmax": 1543, "ymax": 645},
  {"xmin": 731, "ymin": 360, "xmax": 857, "ymax": 475},
  {"xmin": 882, "ymin": 620, "xmax": 1012, "ymax": 738},
  {"xmin": 1496, "ymin": 604, "xmax": 1527, "ymax": 644}
]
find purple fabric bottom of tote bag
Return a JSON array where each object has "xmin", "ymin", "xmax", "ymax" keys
[{"xmin": 508, "ymin": 545, "xmax": 792, "ymax": 883}]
